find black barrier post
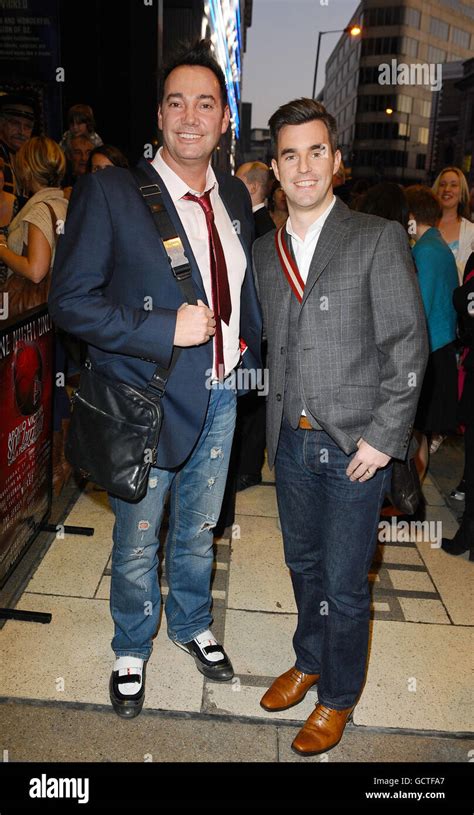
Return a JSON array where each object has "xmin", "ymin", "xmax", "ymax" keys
[
  {"xmin": 40, "ymin": 522, "xmax": 95, "ymax": 536},
  {"xmin": 0, "ymin": 608, "xmax": 52, "ymax": 623}
]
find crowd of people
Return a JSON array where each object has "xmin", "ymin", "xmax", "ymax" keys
[{"xmin": 1, "ymin": 42, "xmax": 473, "ymax": 754}]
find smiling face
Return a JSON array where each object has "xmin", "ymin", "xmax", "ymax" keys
[
  {"xmin": 158, "ymin": 65, "xmax": 230, "ymax": 175},
  {"xmin": 272, "ymin": 119, "xmax": 341, "ymax": 218},
  {"xmin": 438, "ymin": 171, "xmax": 461, "ymax": 212}
]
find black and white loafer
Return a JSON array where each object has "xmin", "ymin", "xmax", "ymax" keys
[
  {"xmin": 109, "ymin": 663, "xmax": 146, "ymax": 718},
  {"xmin": 176, "ymin": 637, "xmax": 234, "ymax": 682}
]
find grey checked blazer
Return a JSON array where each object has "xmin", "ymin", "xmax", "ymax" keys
[{"xmin": 253, "ymin": 197, "xmax": 429, "ymax": 468}]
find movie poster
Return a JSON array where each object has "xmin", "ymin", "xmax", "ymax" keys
[{"xmin": 0, "ymin": 306, "xmax": 54, "ymax": 587}]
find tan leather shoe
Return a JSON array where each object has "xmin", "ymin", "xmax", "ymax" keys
[
  {"xmin": 291, "ymin": 703, "xmax": 354, "ymax": 755},
  {"xmin": 260, "ymin": 667, "xmax": 320, "ymax": 712}
]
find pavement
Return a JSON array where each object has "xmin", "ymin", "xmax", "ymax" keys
[{"xmin": 0, "ymin": 436, "xmax": 472, "ymax": 765}]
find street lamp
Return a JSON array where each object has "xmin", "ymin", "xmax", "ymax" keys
[
  {"xmin": 312, "ymin": 25, "xmax": 362, "ymax": 99},
  {"xmin": 386, "ymin": 107, "xmax": 410, "ymax": 181}
]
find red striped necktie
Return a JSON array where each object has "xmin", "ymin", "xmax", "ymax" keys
[{"xmin": 183, "ymin": 190, "xmax": 232, "ymax": 377}]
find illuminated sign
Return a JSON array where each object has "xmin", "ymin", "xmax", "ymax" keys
[{"xmin": 202, "ymin": 0, "xmax": 241, "ymax": 138}]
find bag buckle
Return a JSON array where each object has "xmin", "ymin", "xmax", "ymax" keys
[
  {"xmin": 140, "ymin": 183, "xmax": 161, "ymax": 197},
  {"xmin": 149, "ymin": 372, "xmax": 167, "ymax": 397}
]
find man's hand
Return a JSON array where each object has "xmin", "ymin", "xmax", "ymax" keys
[
  {"xmin": 346, "ymin": 438, "xmax": 391, "ymax": 482},
  {"xmin": 173, "ymin": 299, "xmax": 216, "ymax": 347}
]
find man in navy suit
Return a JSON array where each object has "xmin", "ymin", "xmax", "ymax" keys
[{"xmin": 49, "ymin": 41, "xmax": 262, "ymax": 718}]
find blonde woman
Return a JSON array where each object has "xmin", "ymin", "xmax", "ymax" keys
[
  {"xmin": 0, "ymin": 136, "xmax": 68, "ymax": 314},
  {"xmin": 0, "ymin": 137, "xmax": 70, "ymax": 495},
  {"xmin": 432, "ymin": 167, "xmax": 474, "ymax": 284}
]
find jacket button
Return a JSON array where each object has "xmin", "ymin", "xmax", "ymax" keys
[{"xmin": 276, "ymin": 393, "xmax": 282, "ymax": 401}]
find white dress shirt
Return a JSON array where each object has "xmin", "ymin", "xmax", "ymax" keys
[
  {"xmin": 285, "ymin": 195, "xmax": 336, "ymax": 417},
  {"xmin": 152, "ymin": 148, "xmax": 246, "ymax": 378},
  {"xmin": 286, "ymin": 195, "xmax": 336, "ymax": 283}
]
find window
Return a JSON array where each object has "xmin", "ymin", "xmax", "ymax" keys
[
  {"xmin": 451, "ymin": 26, "xmax": 470, "ymax": 48},
  {"xmin": 404, "ymin": 8, "xmax": 421, "ymax": 28},
  {"xmin": 364, "ymin": 7, "xmax": 403, "ymax": 26},
  {"xmin": 428, "ymin": 45, "xmax": 446, "ymax": 62},
  {"xmin": 416, "ymin": 154, "xmax": 426, "ymax": 170},
  {"xmin": 359, "ymin": 66, "xmax": 384, "ymax": 85},
  {"xmin": 401, "ymin": 36, "xmax": 418, "ymax": 57},
  {"xmin": 413, "ymin": 98, "xmax": 432, "ymax": 118},
  {"xmin": 353, "ymin": 149, "xmax": 407, "ymax": 168},
  {"xmin": 355, "ymin": 121, "xmax": 400, "ymax": 140},
  {"xmin": 430, "ymin": 17, "xmax": 449, "ymax": 40},
  {"xmin": 398, "ymin": 94, "xmax": 413, "ymax": 114},
  {"xmin": 417, "ymin": 127, "xmax": 429, "ymax": 145},
  {"xmin": 361, "ymin": 36, "xmax": 401, "ymax": 57},
  {"xmin": 358, "ymin": 93, "xmax": 396, "ymax": 113}
]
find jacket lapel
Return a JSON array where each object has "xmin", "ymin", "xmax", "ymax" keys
[
  {"xmin": 300, "ymin": 197, "xmax": 352, "ymax": 308},
  {"xmin": 135, "ymin": 157, "xmax": 208, "ymax": 302}
]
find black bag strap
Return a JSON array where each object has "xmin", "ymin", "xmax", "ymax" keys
[{"xmin": 130, "ymin": 165, "xmax": 198, "ymax": 398}]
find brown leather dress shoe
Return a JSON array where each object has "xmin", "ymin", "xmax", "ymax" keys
[
  {"xmin": 260, "ymin": 667, "xmax": 320, "ymax": 712},
  {"xmin": 291, "ymin": 703, "xmax": 354, "ymax": 756}
]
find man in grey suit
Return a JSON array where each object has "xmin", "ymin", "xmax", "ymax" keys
[{"xmin": 254, "ymin": 99, "xmax": 428, "ymax": 756}]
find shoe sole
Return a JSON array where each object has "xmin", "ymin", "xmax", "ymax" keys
[
  {"xmin": 174, "ymin": 640, "xmax": 234, "ymax": 682},
  {"xmin": 260, "ymin": 683, "xmax": 318, "ymax": 713}
]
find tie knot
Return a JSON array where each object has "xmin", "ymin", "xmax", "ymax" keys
[{"xmin": 184, "ymin": 190, "xmax": 214, "ymax": 220}]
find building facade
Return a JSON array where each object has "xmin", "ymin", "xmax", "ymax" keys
[{"xmin": 323, "ymin": 0, "xmax": 474, "ymax": 184}]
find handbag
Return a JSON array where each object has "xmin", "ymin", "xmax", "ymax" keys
[
  {"xmin": 65, "ymin": 166, "xmax": 197, "ymax": 501},
  {"xmin": 389, "ymin": 456, "xmax": 422, "ymax": 515},
  {"xmin": 4, "ymin": 202, "xmax": 57, "ymax": 318},
  {"xmin": 66, "ymin": 359, "xmax": 166, "ymax": 501}
]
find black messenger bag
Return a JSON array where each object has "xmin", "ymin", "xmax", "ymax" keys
[{"xmin": 65, "ymin": 167, "xmax": 197, "ymax": 502}]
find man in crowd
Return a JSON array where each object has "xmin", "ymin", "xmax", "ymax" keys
[
  {"xmin": 50, "ymin": 40, "xmax": 261, "ymax": 719},
  {"xmin": 63, "ymin": 134, "xmax": 94, "ymax": 194},
  {"xmin": 236, "ymin": 161, "xmax": 274, "ymax": 239},
  {"xmin": 254, "ymin": 98, "xmax": 428, "ymax": 755},
  {"xmin": 0, "ymin": 93, "xmax": 36, "ymax": 198}
]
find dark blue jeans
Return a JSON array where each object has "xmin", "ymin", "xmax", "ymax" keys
[{"xmin": 275, "ymin": 419, "xmax": 392, "ymax": 709}]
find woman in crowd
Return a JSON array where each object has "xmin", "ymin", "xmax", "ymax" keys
[
  {"xmin": 0, "ymin": 136, "xmax": 70, "ymax": 495},
  {"xmin": 432, "ymin": 166, "xmax": 474, "ymax": 284},
  {"xmin": 268, "ymin": 180, "xmax": 288, "ymax": 229},
  {"xmin": 87, "ymin": 144, "xmax": 129, "ymax": 173},
  {"xmin": 0, "ymin": 136, "xmax": 68, "ymax": 310},
  {"xmin": 442, "ymin": 251, "xmax": 474, "ymax": 560},
  {"xmin": 405, "ymin": 186, "xmax": 459, "ymax": 457},
  {"xmin": 0, "ymin": 156, "xmax": 18, "ymax": 286}
]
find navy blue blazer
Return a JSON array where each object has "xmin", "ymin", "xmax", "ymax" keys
[{"xmin": 49, "ymin": 157, "xmax": 262, "ymax": 469}]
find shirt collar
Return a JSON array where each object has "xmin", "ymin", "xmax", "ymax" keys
[
  {"xmin": 252, "ymin": 202, "xmax": 266, "ymax": 213},
  {"xmin": 286, "ymin": 194, "xmax": 336, "ymax": 243},
  {"xmin": 151, "ymin": 146, "xmax": 218, "ymax": 202}
]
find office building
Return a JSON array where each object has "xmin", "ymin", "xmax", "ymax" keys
[{"xmin": 322, "ymin": 0, "xmax": 474, "ymax": 183}]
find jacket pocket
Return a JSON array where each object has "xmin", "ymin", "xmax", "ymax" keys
[{"xmin": 338, "ymin": 385, "xmax": 378, "ymax": 409}]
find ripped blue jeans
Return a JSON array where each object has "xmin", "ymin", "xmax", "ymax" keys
[{"xmin": 109, "ymin": 383, "xmax": 237, "ymax": 659}]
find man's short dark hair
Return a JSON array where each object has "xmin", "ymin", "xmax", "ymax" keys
[
  {"xmin": 159, "ymin": 39, "xmax": 228, "ymax": 109},
  {"xmin": 405, "ymin": 185, "xmax": 442, "ymax": 227},
  {"xmin": 269, "ymin": 98, "xmax": 338, "ymax": 157}
]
